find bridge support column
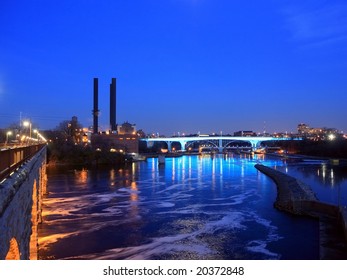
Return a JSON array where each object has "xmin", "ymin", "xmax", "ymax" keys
[
  {"xmin": 146, "ymin": 140, "xmax": 154, "ymax": 149},
  {"xmin": 249, "ymin": 140, "xmax": 260, "ymax": 151},
  {"xmin": 167, "ymin": 141, "xmax": 172, "ymax": 152},
  {"xmin": 218, "ymin": 139, "xmax": 223, "ymax": 153},
  {"xmin": 179, "ymin": 141, "xmax": 187, "ymax": 152}
]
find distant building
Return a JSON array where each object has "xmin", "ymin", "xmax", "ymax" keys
[
  {"xmin": 117, "ymin": 121, "xmax": 136, "ymax": 135},
  {"xmin": 82, "ymin": 128, "xmax": 89, "ymax": 144},
  {"xmin": 297, "ymin": 123, "xmax": 340, "ymax": 141},
  {"xmin": 91, "ymin": 122, "xmax": 139, "ymax": 154},
  {"xmin": 234, "ymin": 131, "xmax": 257, "ymax": 137},
  {"xmin": 68, "ymin": 116, "xmax": 83, "ymax": 144},
  {"xmin": 297, "ymin": 123, "xmax": 310, "ymax": 135}
]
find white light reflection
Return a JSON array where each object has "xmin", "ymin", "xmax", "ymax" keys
[
  {"xmin": 219, "ymin": 157, "xmax": 224, "ymax": 189},
  {"xmin": 241, "ymin": 163, "xmax": 245, "ymax": 178},
  {"xmin": 181, "ymin": 157, "xmax": 186, "ymax": 182},
  {"xmin": 172, "ymin": 157, "xmax": 176, "ymax": 181},
  {"xmin": 188, "ymin": 156, "xmax": 192, "ymax": 179},
  {"xmin": 322, "ymin": 165, "xmax": 327, "ymax": 182},
  {"xmin": 212, "ymin": 156, "xmax": 216, "ymax": 189},
  {"xmin": 151, "ymin": 158, "xmax": 156, "ymax": 180},
  {"xmin": 330, "ymin": 169, "xmax": 335, "ymax": 187}
]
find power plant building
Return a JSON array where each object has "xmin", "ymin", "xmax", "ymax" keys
[{"xmin": 91, "ymin": 78, "xmax": 139, "ymax": 154}]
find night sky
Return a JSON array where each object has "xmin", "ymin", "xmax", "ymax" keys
[{"xmin": 1, "ymin": 0, "xmax": 346, "ymax": 136}]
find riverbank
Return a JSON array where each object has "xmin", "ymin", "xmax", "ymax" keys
[{"xmin": 255, "ymin": 164, "xmax": 347, "ymax": 259}]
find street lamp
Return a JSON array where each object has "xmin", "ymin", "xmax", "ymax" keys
[
  {"xmin": 6, "ymin": 131, "xmax": 12, "ymax": 145},
  {"xmin": 23, "ymin": 120, "xmax": 32, "ymax": 144},
  {"xmin": 33, "ymin": 129, "xmax": 38, "ymax": 142}
]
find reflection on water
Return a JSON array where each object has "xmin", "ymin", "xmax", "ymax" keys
[
  {"xmin": 38, "ymin": 154, "xmax": 329, "ymax": 260},
  {"xmin": 276, "ymin": 161, "xmax": 347, "ymax": 207},
  {"xmin": 74, "ymin": 169, "xmax": 88, "ymax": 185}
]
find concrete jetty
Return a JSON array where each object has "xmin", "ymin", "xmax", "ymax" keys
[{"xmin": 255, "ymin": 164, "xmax": 347, "ymax": 259}]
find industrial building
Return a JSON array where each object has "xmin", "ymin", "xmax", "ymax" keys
[{"xmin": 91, "ymin": 78, "xmax": 139, "ymax": 154}]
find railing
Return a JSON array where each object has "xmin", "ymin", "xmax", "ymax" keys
[{"xmin": 0, "ymin": 144, "xmax": 46, "ymax": 182}]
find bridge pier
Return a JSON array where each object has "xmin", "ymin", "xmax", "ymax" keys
[
  {"xmin": 167, "ymin": 141, "xmax": 172, "ymax": 152},
  {"xmin": 166, "ymin": 140, "xmax": 188, "ymax": 152},
  {"xmin": 179, "ymin": 140, "xmax": 187, "ymax": 152},
  {"xmin": 0, "ymin": 146, "xmax": 47, "ymax": 260},
  {"xmin": 218, "ymin": 139, "xmax": 223, "ymax": 153},
  {"xmin": 249, "ymin": 140, "xmax": 261, "ymax": 151}
]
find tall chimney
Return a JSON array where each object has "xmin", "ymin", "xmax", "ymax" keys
[
  {"xmin": 93, "ymin": 78, "xmax": 99, "ymax": 134},
  {"xmin": 110, "ymin": 78, "xmax": 117, "ymax": 132}
]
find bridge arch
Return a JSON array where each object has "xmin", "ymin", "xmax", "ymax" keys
[
  {"xmin": 186, "ymin": 140, "xmax": 219, "ymax": 150},
  {"xmin": 30, "ymin": 179, "xmax": 38, "ymax": 259},
  {"xmin": 170, "ymin": 141, "xmax": 185, "ymax": 151},
  {"xmin": 223, "ymin": 140, "xmax": 251, "ymax": 148},
  {"xmin": 5, "ymin": 238, "xmax": 20, "ymax": 260}
]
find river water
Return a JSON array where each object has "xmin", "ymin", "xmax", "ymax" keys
[{"xmin": 38, "ymin": 154, "xmax": 347, "ymax": 260}]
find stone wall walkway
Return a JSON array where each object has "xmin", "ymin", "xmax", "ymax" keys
[{"xmin": 255, "ymin": 164, "xmax": 347, "ymax": 259}]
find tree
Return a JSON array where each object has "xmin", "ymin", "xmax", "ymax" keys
[{"xmin": 55, "ymin": 116, "xmax": 83, "ymax": 144}]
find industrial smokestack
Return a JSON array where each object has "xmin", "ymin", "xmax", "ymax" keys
[
  {"xmin": 110, "ymin": 78, "xmax": 117, "ymax": 132},
  {"xmin": 93, "ymin": 78, "xmax": 99, "ymax": 134}
]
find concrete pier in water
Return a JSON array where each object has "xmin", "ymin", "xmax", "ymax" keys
[{"xmin": 255, "ymin": 164, "xmax": 347, "ymax": 259}]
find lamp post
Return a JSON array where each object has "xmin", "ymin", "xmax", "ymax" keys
[
  {"xmin": 23, "ymin": 120, "xmax": 32, "ymax": 144},
  {"xmin": 6, "ymin": 131, "xmax": 12, "ymax": 146},
  {"xmin": 33, "ymin": 129, "xmax": 38, "ymax": 142}
]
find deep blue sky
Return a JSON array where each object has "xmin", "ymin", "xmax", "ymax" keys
[{"xmin": 1, "ymin": 0, "xmax": 346, "ymax": 136}]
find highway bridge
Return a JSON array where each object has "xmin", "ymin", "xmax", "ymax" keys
[{"xmin": 141, "ymin": 136, "xmax": 300, "ymax": 153}]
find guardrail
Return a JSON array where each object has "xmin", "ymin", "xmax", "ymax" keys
[{"xmin": 0, "ymin": 144, "xmax": 46, "ymax": 182}]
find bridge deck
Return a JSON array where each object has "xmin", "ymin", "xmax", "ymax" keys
[{"xmin": 0, "ymin": 144, "xmax": 46, "ymax": 182}]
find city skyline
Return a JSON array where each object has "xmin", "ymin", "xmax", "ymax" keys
[{"xmin": 1, "ymin": 0, "xmax": 347, "ymax": 135}]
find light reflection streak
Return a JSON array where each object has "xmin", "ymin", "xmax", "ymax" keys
[
  {"xmin": 330, "ymin": 169, "xmax": 335, "ymax": 187},
  {"xmin": 74, "ymin": 169, "xmax": 88, "ymax": 185},
  {"xmin": 188, "ymin": 156, "xmax": 192, "ymax": 179},
  {"xmin": 241, "ymin": 164, "xmax": 245, "ymax": 178},
  {"xmin": 130, "ymin": 182, "xmax": 139, "ymax": 218},
  {"xmin": 132, "ymin": 163, "xmax": 136, "ymax": 181},
  {"xmin": 151, "ymin": 158, "xmax": 156, "ymax": 180},
  {"xmin": 212, "ymin": 156, "xmax": 216, "ymax": 188},
  {"xmin": 181, "ymin": 157, "xmax": 186, "ymax": 182},
  {"xmin": 172, "ymin": 157, "xmax": 176, "ymax": 181},
  {"xmin": 110, "ymin": 169, "xmax": 116, "ymax": 186},
  {"xmin": 322, "ymin": 165, "xmax": 327, "ymax": 182},
  {"xmin": 219, "ymin": 157, "xmax": 223, "ymax": 189}
]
